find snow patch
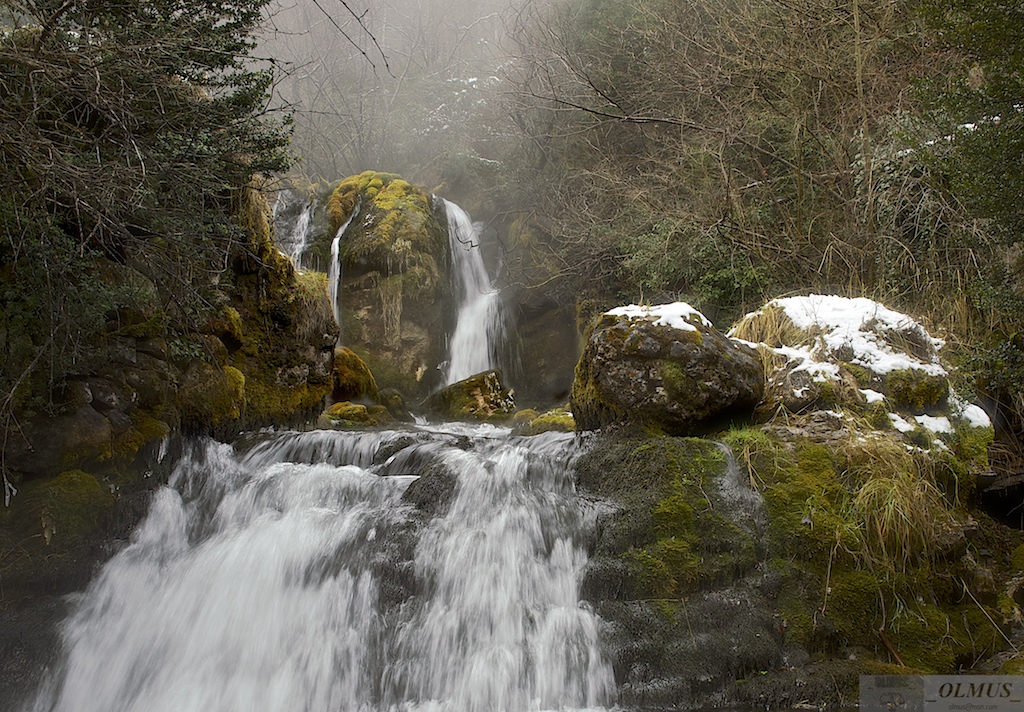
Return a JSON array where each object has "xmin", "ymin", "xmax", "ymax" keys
[
  {"xmin": 606, "ymin": 302, "xmax": 712, "ymax": 332},
  {"xmin": 889, "ymin": 413, "xmax": 916, "ymax": 433},
  {"xmin": 914, "ymin": 414, "xmax": 953, "ymax": 434},
  {"xmin": 765, "ymin": 294, "xmax": 945, "ymax": 377},
  {"xmin": 861, "ymin": 389, "xmax": 885, "ymax": 404}
]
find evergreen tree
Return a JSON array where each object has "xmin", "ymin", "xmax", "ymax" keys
[{"xmin": 0, "ymin": 0, "xmax": 290, "ymax": 415}]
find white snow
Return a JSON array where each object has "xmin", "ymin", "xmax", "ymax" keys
[
  {"xmin": 959, "ymin": 403, "xmax": 992, "ymax": 429},
  {"xmin": 861, "ymin": 389, "xmax": 886, "ymax": 404},
  {"xmin": 606, "ymin": 302, "xmax": 712, "ymax": 332},
  {"xmin": 914, "ymin": 414, "xmax": 953, "ymax": 434},
  {"xmin": 764, "ymin": 294, "xmax": 946, "ymax": 377},
  {"xmin": 889, "ymin": 413, "xmax": 916, "ymax": 433},
  {"xmin": 949, "ymin": 393, "xmax": 992, "ymax": 429}
]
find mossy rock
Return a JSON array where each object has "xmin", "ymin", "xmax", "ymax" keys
[
  {"xmin": 319, "ymin": 401, "xmax": 394, "ymax": 427},
  {"xmin": 571, "ymin": 305, "xmax": 763, "ymax": 433},
  {"xmin": 424, "ymin": 370, "xmax": 515, "ymax": 422},
  {"xmin": 577, "ymin": 436, "xmax": 761, "ymax": 599},
  {"xmin": 512, "ymin": 407, "xmax": 576, "ymax": 435},
  {"xmin": 325, "ymin": 171, "xmax": 446, "ymax": 287},
  {"xmin": 17, "ymin": 470, "xmax": 114, "ymax": 546},
  {"xmin": 176, "ymin": 361, "xmax": 244, "ymax": 427},
  {"xmin": 884, "ymin": 369, "xmax": 949, "ymax": 411},
  {"xmin": 332, "ymin": 347, "xmax": 379, "ymax": 402},
  {"xmin": 722, "ymin": 424, "xmax": 1012, "ymax": 672}
]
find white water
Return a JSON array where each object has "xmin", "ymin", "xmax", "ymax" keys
[
  {"xmin": 280, "ymin": 197, "xmax": 316, "ymax": 270},
  {"xmin": 442, "ymin": 200, "xmax": 507, "ymax": 385},
  {"xmin": 329, "ymin": 203, "xmax": 360, "ymax": 343},
  {"xmin": 28, "ymin": 426, "xmax": 614, "ymax": 712}
]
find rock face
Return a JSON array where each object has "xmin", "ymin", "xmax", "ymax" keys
[
  {"xmin": 424, "ymin": 370, "xmax": 515, "ymax": 421},
  {"xmin": 572, "ymin": 303, "xmax": 764, "ymax": 433},
  {"xmin": 326, "ymin": 171, "xmax": 450, "ymax": 399}
]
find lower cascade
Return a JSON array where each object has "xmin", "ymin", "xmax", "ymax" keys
[{"xmin": 26, "ymin": 425, "xmax": 614, "ymax": 712}]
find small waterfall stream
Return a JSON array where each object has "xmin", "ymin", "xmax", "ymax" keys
[
  {"xmin": 441, "ymin": 200, "xmax": 507, "ymax": 385},
  {"xmin": 273, "ymin": 192, "xmax": 316, "ymax": 271},
  {"xmin": 27, "ymin": 426, "xmax": 614, "ymax": 712},
  {"xmin": 328, "ymin": 202, "xmax": 360, "ymax": 344}
]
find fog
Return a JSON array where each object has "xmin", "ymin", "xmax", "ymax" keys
[{"xmin": 259, "ymin": 0, "xmax": 519, "ymax": 185}]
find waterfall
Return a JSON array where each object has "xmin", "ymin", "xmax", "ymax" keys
[
  {"xmin": 272, "ymin": 192, "xmax": 316, "ymax": 271},
  {"xmin": 442, "ymin": 199, "xmax": 507, "ymax": 385},
  {"xmin": 328, "ymin": 202, "xmax": 360, "ymax": 344},
  {"xmin": 284, "ymin": 197, "xmax": 315, "ymax": 270},
  {"xmin": 27, "ymin": 426, "xmax": 615, "ymax": 712}
]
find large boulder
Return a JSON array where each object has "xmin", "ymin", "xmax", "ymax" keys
[
  {"xmin": 326, "ymin": 171, "xmax": 450, "ymax": 398},
  {"xmin": 729, "ymin": 295, "xmax": 993, "ymax": 472},
  {"xmin": 571, "ymin": 303, "xmax": 763, "ymax": 433}
]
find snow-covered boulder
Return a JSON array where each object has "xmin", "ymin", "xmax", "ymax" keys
[
  {"xmin": 572, "ymin": 303, "xmax": 763, "ymax": 433},
  {"xmin": 730, "ymin": 294, "xmax": 992, "ymax": 465}
]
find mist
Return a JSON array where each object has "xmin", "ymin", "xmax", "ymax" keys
[{"xmin": 259, "ymin": 0, "xmax": 517, "ymax": 187}]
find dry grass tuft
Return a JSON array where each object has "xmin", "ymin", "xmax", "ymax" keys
[{"xmin": 730, "ymin": 304, "xmax": 807, "ymax": 348}]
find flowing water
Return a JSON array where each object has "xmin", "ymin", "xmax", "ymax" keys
[
  {"xmin": 282, "ymin": 197, "xmax": 316, "ymax": 270},
  {"xmin": 26, "ymin": 425, "xmax": 614, "ymax": 712},
  {"xmin": 441, "ymin": 200, "xmax": 507, "ymax": 385},
  {"xmin": 329, "ymin": 202, "xmax": 361, "ymax": 344}
]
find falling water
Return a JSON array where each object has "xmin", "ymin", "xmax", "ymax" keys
[
  {"xmin": 27, "ymin": 425, "xmax": 614, "ymax": 712},
  {"xmin": 329, "ymin": 202, "xmax": 360, "ymax": 343},
  {"xmin": 281, "ymin": 197, "xmax": 316, "ymax": 270},
  {"xmin": 442, "ymin": 200, "xmax": 507, "ymax": 385}
]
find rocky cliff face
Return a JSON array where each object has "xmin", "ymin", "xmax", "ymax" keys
[{"xmin": 1, "ymin": 182, "xmax": 335, "ymax": 585}]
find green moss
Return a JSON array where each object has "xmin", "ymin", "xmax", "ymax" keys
[
  {"xmin": 332, "ymin": 346, "xmax": 379, "ymax": 402},
  {"xmin": 722, "ymin": 423, "xmax": 1016, "ymax": 671},
  {"xmin": 242, "ymin": 377, "xmax": 328, "ymax": 423},
  {"xmin": 19, "ymin": 470, "xmax": 113, "ymax": 545},
  {"xmin": 955, "ymin": 423, "xmax": 994, "ymax": 472},
  {"xmin": 321, "ymin": 401, "xmax": 394, "ymax": 427},
  {"xmin": 108, "ymin": 412, "xmax": 171, "ymax": 466},
  {"xmin": 522, "ymin": 409, "xmax": 575, "ymax": 435},
  {"xmin": 1011, "ymin": 544, "xmax": 1024, "ymax": 571},
  {"xmin": 660, "ymin": 359, "xmax": 696, "ymax": 401},
  {"xmin": 843, "ymin": 363, "xmax": 874, "ymax": 388},
  {"xmin": 884, "ymin": 369, "xmax": 948, "ymax": 411},
  {"xmin": 577, "ymin": 436, "xmax": 758, "ymax": 597},
  {"xmin": 890, "ymin": 600, "xmax": 1001, "ymax": 672}
]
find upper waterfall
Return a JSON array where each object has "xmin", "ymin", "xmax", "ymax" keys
[{"xmin": 441, "ymin": 199, "xmax": 507, "ymax": 385}]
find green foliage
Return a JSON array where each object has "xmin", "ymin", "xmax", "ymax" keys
[
  {"xmin": 0, "ymin": 0, "xmax": 290, "ymax": 422},
  {"xmin": 918, "ymin": 0, "xmax": 1024, "ymax": 241}
]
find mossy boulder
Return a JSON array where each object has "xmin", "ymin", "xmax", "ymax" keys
[
  {"xmin": 319, "ymin": 401, "xmax": 393, "ymax": 427},
  {"xmin": 578, "ymin": 436, "xmax": 763, "ymax": 600},
  {"xmin": 424, "ymin": 370, "xmax": 515, "ymax": 421},
  {"xmin": 323, "ymin": 171, "xmax": 449, "ymax": 400},
  {"xmin": 731, "ymin": 296, "xmax": 949, "ymax": 416},
  {"xmin": 512, "ymin": 407, "xmax": 575, "ymax": 435},
  {"xmin": 721, "ymin": 421, "xmax": 1016, "ymax": 675},
  {"xmin": 332, "ymin": 347, "xmax": 379, "ymax": 402},
  {"xmin": 571, "ymin": 303, "xmax": 763, "ymax": 434}
]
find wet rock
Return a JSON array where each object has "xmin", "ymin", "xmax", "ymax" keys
[
  {"xmin": 402, "ymin": 461, "xmax": 458, "ymax": 517},
  {"xmin": 572, "ymin": 303, "xmax": 763, "ymax": 434},
  {"xmin": 331, "ymin": 346, "xmax": 379, "ymax": 403},
  {"xmin": 424, "ymin": 370, "xmax": 515, "ymax": 421},
  {"xmin": 379, "ymin": 388, "xmax": 414, "ymax": 422}
]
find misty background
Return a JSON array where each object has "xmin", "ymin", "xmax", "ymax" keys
[{"xmin": 258, "ymin": 0, "xmax": 522, "ymax": 189}]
